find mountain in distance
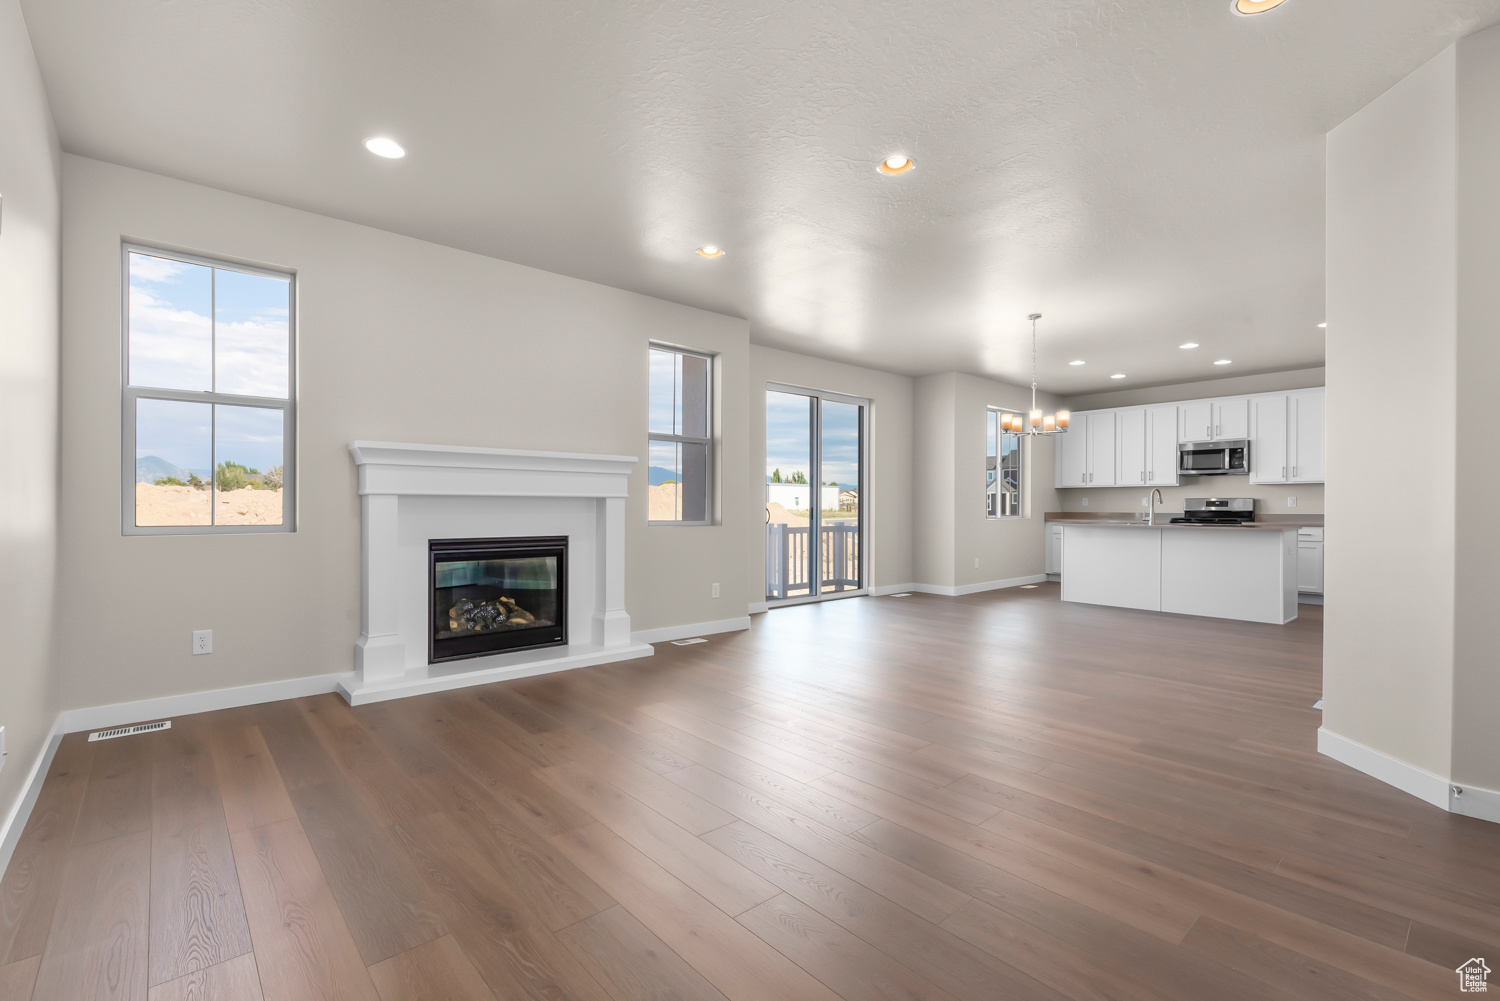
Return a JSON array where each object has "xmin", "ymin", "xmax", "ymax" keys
[
  {"xmin": 648, "ymin": 465, "xmax": 678, "ymax": 486},
  {"xmin": 136, "ymin": 455, "xmax": 210, "ymax": 483}
]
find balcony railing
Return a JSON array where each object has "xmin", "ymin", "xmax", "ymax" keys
[{"xmin": 765, "ymin": 521, "xmax": 861, "ymax": 600}]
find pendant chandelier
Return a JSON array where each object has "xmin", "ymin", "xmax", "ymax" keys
[{"xmin": 999, "ymin": 313, "xmax": 1070, "ymax": 436}]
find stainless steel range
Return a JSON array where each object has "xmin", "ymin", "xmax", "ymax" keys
[{"xmin": 1169, "ymin": 497, "xmax": 1255, "ymax": 526}]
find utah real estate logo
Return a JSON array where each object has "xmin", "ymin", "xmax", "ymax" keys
[{"xmin": 1458, "ymin": 958, "xmax": 1491, "ymax": 993}]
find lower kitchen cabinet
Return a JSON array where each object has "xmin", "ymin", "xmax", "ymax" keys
[
  {"xmin": 1047, "ymin": 524, "xmax": 1064, "ymax": 575},
  {"xmin": 1297, "ymin": 527, "xmax": 1324, "ymax": 594}
]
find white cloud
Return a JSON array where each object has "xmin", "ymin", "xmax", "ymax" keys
[
  {"xmin": 129, "ymin": 254, "xmax": 189, "ymax": 283},
  {"xmin": 128, "ymin": 286, "xmax": 211, "ymax": 390}
]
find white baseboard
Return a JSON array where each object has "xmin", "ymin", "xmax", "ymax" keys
[
  {"xmin": 633, "ymin": 616, "xmax": 752, "ymax": 645},
  {"xmin": 60, "ymin": 672, "xmax": 350, "ymax": 735},
  {"xmin": 0, "ymin": 718, "xmax": 64, "ymax": 883},
  {"xmin": 884, "ymin": 574, "xmax": 1048, "ymax": 598},
  {"xmin": 869, "ymin": 583, "xmax": 919, "ymax": 596},
  {"xmin": 1451, "ymin": 780, "xmax": 1500, "ymax": 823},
  {"xmin": 1317, "ymin": 727, "xmax": 1450, "ymax": 810},
  {"xmin": 747, "ymin": 601, "xmax": 769, "ymax": 614}
]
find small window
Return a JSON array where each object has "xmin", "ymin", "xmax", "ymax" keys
[
  {"xmin": 648, "ymin": 345, "xmax": 713, "ymax": 525},
  {"xmin": 987, "ymin": 409, "xmax": 1022, "ymax": 518},
  {"xmin": 123, "ymin": 245, "xmax": 295, "ymax": 534}
]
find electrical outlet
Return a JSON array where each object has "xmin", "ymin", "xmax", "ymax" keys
[
  {"xmin": 711, "ymin": 583, "xmax": 720, "ymax": 599},
  {"xmin": 0, "ymin": 725, "xmax": 6, "ymax": 769},
  {"xmin": 974, "ymin": 556, "xmax": 980, "ymax": 569},
  {"xmin": 192, "ymin": 630, "xmax": 213, "ymax": 655},
  {"xmin": 1081, "ymin": 497, "xmax": 1089, "ymax": 507},
  {"xmin": 1287, "ymin": 496, "xmax": 1298, "ymax": 508},
  {"xmin": 1142, "ymin": 497, "xmax": 1150, "ymax": 507}
]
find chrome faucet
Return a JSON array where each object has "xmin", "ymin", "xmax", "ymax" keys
[{"xmin": 1148, "ymin": 488, "xmax": 1164, "ymax": 526}]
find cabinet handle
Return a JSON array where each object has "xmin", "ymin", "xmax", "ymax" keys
[
  {"xmin": 1293, "ymin": 465, "xmax": 1297, "ymax": 478},
  {"xmin": 1282, "ymin": 466, "xmax": 1285, "ymax": 478},
  {"xmin": 1081, "ymin": 473, "xmax": 1086, "ymax": 483},
  {"xmin": 1216, "ymin": 424, "xmax": 1221, "ymax": 435}
]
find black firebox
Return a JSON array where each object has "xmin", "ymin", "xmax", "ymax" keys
[{"xmin": 429, "ymin": 536, "xmax": 567, "ymax": 664}]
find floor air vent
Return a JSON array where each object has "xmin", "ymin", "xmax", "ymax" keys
[
  {"xmin": 88, "ymin": 720, "xmax": 172, "ymax": 742},
  {"xmin": 670, "ymin": 637, "xmax": 708, "ymax": 646},
  {"xmin": 888, "ymin": 592, "xmax": 914, "ymax": 597}
]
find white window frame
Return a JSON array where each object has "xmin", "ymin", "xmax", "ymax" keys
[
  {"xmin": 987, "ymin": 408, "xmax": 1023, "ymax": 520},
  {"xmin": 647, "ymin": 343, "xmax": 714, "ymax": 527},
  {"xmin": 121, "ymin": 243, "xmax": 297, "ymax": 536}
]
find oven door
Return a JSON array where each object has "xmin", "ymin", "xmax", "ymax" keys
[{"xmin": 1178, "ymin": 445, "xmax": 1230, "ymax": 475}]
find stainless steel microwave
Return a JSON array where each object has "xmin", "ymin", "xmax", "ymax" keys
[{"xmin": 1178, "ymin": 439, "xmax": 1249, "ymax": 476}]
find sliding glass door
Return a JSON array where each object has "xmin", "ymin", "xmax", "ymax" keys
[{"xmin": 765, "ymin": 385, "xmax": 866, "ymax": 602}]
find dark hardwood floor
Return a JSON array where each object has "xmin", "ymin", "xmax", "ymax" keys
[{"xmin": 2, "ymin": 583, "xmax": 1497, "ymax": 1000}]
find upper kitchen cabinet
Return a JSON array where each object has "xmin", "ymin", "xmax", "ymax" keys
[
  {"xmin": 1087, "ymin": 411, "xmax": 1118, "ymax": 486},
  {"xmin": 1118, "ymin": 406, "xmax": 1179, "ymax": 486},
  {"xmin": 1214, "ymin": 398, "xmax": 1249, "ymax": 440},
  {"xmin": 1250, "ymin": 395, "xmax": 1288, "ymax": 483},
  {"xmin": 1118, "ymin": 409, "xmax": 1147, "ymax": 485},
  {"xmin": 1288, "ymin": 388, "xmax": 1325, "ymax": 483},
  {"xmin": 1179, "ymin": 401, "xmax": 1213, "ymax": 443},
  {"xmin": 1146, "ymin": 405, "xmax": 1179, "ymax": 485},
  {"xmin": 1056, "ymin": 414, "xmax": 1090, "ymax": 487}
]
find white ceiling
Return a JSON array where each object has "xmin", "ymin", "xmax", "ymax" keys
[{"xmin": 21, "ymin": 0, "xmax": 1500, "ymax": 392}]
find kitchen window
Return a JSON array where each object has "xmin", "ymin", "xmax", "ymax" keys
[
  {"xmin": 648, "ymin": 345, "xmax": 713, "ymax": 525},
  {"xmin": 987, "ymin": 409, "xmax": 1022, "ymax": 518},
  {"xmin": 122, "ymin": 245, "xmax": 295, "ymax": 534}
]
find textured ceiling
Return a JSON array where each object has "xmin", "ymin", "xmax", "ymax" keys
[{"xmin": 22, "ymin": 0, "xmax": 1500, "ymax": 391}]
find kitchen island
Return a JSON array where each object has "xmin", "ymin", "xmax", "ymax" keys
[{"xmin": 1059, "ymin": 522, "xmax": 1298, "ymax": 624}]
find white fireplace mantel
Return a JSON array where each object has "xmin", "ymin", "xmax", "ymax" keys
[{"xmin": 340, "ymin": 440, "xmax": 652, "ymax": 705}]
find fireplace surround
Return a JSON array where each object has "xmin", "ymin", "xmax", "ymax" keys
[{"xmin": 341, "ymin": 441, "xmax": 652, "ymax": 704}]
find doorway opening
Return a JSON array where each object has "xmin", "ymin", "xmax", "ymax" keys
[{"xmin": 765, "ymin": 385, "xmax": 867, "ymax": 603}]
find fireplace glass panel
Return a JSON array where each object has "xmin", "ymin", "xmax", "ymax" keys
[{"xmin": 430, "ymin": 537, "xmax": 567, "ymax": 663}]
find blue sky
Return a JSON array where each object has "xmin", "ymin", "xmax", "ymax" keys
[
  {"xmin": 128, "ymin": 252, "xmax": 290, "ymax": 398},
  {"xmin": 766, "ymin": 392, "xmax": 860, "ymax": 489}
]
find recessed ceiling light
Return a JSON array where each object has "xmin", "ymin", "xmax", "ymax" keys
[
  {"xmin": 877, "ymin": 155, "xmax": 915, "ymax": 176},
  {"xmin": 1233, "ymin": 0, "xmax": 1289, "ymax": 14},
  {"xmin": 1111, "ymin": 373, "xmax": 1126, "ymax": 379},
  {"xmin": 1317, "ymin": 322, "xmax": 1327, "ymax": 328},
  {"xmin": 1214, "ymin": 359, "xmax": 1233, "ymax": 365},
  {"xmin": 696, "ymin": 246, "xmax": 725, "ymax": 259},
  {"xmin": 1179, "ymin": 342, "xmax": 1199, "ymax": 349},
  {"xmin": 1068, "ymin": 360, "xmax": 1085, "ymax": 366},
  {"xmin": 363, "ymin": 136, "xmax": 406, "ymax": 159}
]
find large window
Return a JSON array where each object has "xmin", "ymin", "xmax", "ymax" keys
[
  {"xmin": 122, "ymin": 246, "xmax": 295, "ymax": 534},
  {"xmin": 986, "ymin": 409, "xmax": 1022, "ymax": 518},
  {"xmin": 648, "ymin": 345, "xmax": 713, "ymax": 525}
]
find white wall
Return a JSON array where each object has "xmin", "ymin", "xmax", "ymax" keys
[
  {"xmin": 58, "ymin": 155, "xmax": 752, "ymax": 711},
  {"xmin": 748, "ymin": 346, "xmax": 914, "ymax": 598},
  {"xmin": 1325, "ymin": 46, "xmax": 1457, "ymax": 780},
  {"xmin": 0, "ymin": 0, "xmax": 63, "ymax": 854},
  {"xmin": 915, "ymin": 372, "xmax": 1062, "ymax": 590},
  {"xmin": 1453, "ymin": 25, "xmax": 1500, "ymax": 794}
]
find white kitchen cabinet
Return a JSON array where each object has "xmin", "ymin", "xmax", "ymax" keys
[
  {"xmin": 1117, "ymin": 408, "xmax": 1147, "ymax": 485},
  {"xmin": 1250, "ymin": 395, "xmax": 1288, "ymax": 483},
  {"xmin": 1056, "ymin": 416, "xmax": 1089, "ymax": 487},
  {"xmin": 1087, "ymin": 411, "xmax": 1118, "ymax": 486},
  {"xmin": 1297, "ymin": 527, "xmax": 1324, "ymax": 593},
  {"xmin": 1289, "ymin": 389, "xmax": 1325, "ymax": 483},
  {"xmin": 1047, "ymin": 524, "xmax": 1064, "ymax": 574},
  {"xmin": 1146, "ymin": 405, "xmax": 1179, "ymax": 485},
  {"xmin": 1179, "ymin": 401, "xmax": 1213, "ymax": 443},
  {"xmin": 1214, "ymin": 398, "xmax": 1249, "ymax": 440}
]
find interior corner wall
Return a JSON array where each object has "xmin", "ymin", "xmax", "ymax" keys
[
  {"xmin": 746, "ymin": 346, "xmax": 914, "ymax": 599},
  {"xmin": 913, "ymin": 372, "xmax": 1060, "ymax": 590},
  {"xmin": 57, "ymin": 154, "xmax": 752, "ymax": 713},
  {"xmin": 1453, "ymin": 23, "xmax": 1500, "ymax": 794},
  {"xmin": 1324, "ymin": 44, "xmax": 1457, "ymax": 781},
  {"xmin": 951, "ymin": 373, "xmax": 1061, "ymax": 588},
  {"xmin": 0, "ymin": 0, "xmax": 63, "ymax": 848},
  {"xmin": 913, "ymin": 374, "xmax": 958, "ymax": 588}
]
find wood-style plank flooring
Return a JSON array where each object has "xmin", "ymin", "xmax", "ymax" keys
[{"xmin": 4, "ymin": 584, "xmax": 1498, "ymax": 1000}]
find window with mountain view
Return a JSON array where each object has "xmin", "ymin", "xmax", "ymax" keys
[
  {"xmin": 648, "ymin": 345, "xmax": 713, "ymax": 525},
  {"xmin": 124, "ymin": 246, "xmax": 295, "ymax": 534}
]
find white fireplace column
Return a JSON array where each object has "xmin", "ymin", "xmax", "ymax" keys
[{"xmin": 342, "ymin": 441, "xmax": 652, "ymax": 705}]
